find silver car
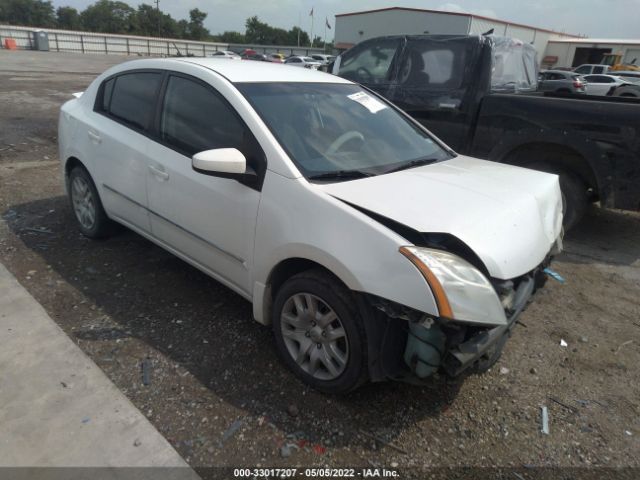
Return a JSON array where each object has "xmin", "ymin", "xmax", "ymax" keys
[{"xmin": 538, "ymin": 70, "xmax": 587, "ymax": 94}]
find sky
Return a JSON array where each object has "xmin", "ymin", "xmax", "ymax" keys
[{"xmin": 51, "ymin": 0, "xmax": 640, "ymax": 40}]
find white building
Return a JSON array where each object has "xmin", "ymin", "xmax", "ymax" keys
[
  {"xmin": 334, "ymin": 7, "xmax": 580, "ymax": 56},
  {"xmin": 543, "ymin": 38, "xmax": 640, "ymax": 69}
]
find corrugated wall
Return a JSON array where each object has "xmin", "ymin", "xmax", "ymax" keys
[{"xmin": 335, "ymin": 10, "xmax": 469, "ymax": 47}]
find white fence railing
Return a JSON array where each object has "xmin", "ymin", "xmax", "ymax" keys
[{"xmin": 0, "ymin": 24, "xmax": 324, "ymax": 57}]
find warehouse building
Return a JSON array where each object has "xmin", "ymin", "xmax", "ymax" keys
[
  {"xmin": 542, "ymin": 38, "xmax": 640, "ymax": 69},
  {"xmin": 334, "ymin": 7, "xmax": 580, "ymax": 56}
]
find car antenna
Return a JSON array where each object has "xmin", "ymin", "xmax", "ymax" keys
[{"xmin": 483, "ymin": 28, "xmax": 495, "ymax": 35}]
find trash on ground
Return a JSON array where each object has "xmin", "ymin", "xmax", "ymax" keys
[
  {"xmin": 141, "ymin": 357, "xmax": 152, "ymax": 385},
  {"xmin": 544, "ymin": 268, "xmax": 566, "ymax": 283},
  {"xmin": 560, "ymin": 339, "xmax": 568, "ymax": 347},
  {"xmin": 280, "ymin": 443, "xmax": 298, "ymax": 458},
  {"xmin": 541, "ymin": 406, "xmax": 549, "ymax": 435},
  {"xmin": 221, "ymin": 419, "xmax": 243, "ymax": 445}
]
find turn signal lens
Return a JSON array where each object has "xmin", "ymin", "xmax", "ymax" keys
[{"xmin": 399, "ymin": 246, "xmax": 454, "ymax": 319}]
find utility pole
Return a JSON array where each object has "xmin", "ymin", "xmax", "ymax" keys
[{"xmin": 154, "ymin": 0, "xmax": 161, "ymax": 37}]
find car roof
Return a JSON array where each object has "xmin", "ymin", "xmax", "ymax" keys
[{"xmin": 115, "ymin": 57, "xmax": 351, "ymax": 84}]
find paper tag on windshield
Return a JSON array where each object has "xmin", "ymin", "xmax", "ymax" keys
[{"xmin": 347, "ymin": 91, "xmax": 387, "ymax": 114}]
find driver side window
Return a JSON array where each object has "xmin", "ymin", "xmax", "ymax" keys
[{"xmin": 338, "ymin": 39, "xmax": 400, "ymax": 84}]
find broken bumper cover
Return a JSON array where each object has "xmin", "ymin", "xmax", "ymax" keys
[{"xmin": 441, "ymin": 274, "xmax": 536, "ymax": 377}]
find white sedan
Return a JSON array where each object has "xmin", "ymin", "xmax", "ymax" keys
[
  {"xmin": 210, "ymin": 50, "xmax": 241, "ymax": 60},
  {"xmin": 59, "ymin": 58, "xmax": 563, "ymax": 393},
  {"xmin": 284, "ymin": 56, "xmax": 322, "ymax": 69}
]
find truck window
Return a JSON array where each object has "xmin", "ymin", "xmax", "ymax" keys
[
  {"xmin": 396, "ymin": 40, "xmax": 468, "ymax": 89},
  {"xmin": 338, "ymin": 38, "xmax": 401, "ymax": 84}
]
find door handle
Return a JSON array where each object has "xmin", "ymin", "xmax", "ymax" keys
[
  {"xmin": 148, "ymin": 164, "xmax": 169, "ymax": 181},
  {"xmin": 87, "ymin": 130, "xmax": 101, "ymax": 144}
]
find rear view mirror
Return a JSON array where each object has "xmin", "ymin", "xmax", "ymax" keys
[{"xmin": 192, "ymin": 148, "xmax": 246, "ymax": 175}]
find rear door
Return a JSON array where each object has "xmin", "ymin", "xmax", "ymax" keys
[
  {"xmin": 584, "ymin": 75, "xmax": 616, "ymax": 95},
  {"xmin": 90, "ymin": 70, "xmax": 163, "ymax": 232},
  {"xmin": 145, "ymin": 73, "xmax": 265, "ymax": 295}
]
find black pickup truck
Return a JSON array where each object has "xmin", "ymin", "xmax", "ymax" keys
[{"xmin": 333, "ymin": 35, "xmax": 640, "ymax": 228}]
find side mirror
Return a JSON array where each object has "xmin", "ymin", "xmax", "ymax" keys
[{"xmin": 192, "ymin": 148, "xmax": 246, "ymax": 175}]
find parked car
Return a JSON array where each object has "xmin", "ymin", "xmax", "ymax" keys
[
  {"xmin": 538, "ymin": 70, "xmax": 587, "ymax": 94},
  {"xmin": 581, "ymin": 74, "xmax": 628, "ymax": 96},
  {"xmin": 269, "ymin": 53, "xmax": 286, "ymax": 63},
  {"xmin": 58, "ymin": 58, "xmax": 563, "ymax": 393},
  {"xmin": 210, "ymin": 50, "xmax": 241, "ymax": 60},
  {"xmin": 242, "ymin": 53, "xmax": 269, "ymax": 62},
  {"xmin": 616, "ymin": 71, "xmax": 640, "ymax": 83},
  {"xmin": 311, "ymin": 54, "xmax": 336, "ymax": 65},
  {"xmin": 573, "ymin": 64, "xmax": 610, "ymax": 75},
  {"xmin": 334, "ymin": 34, "xmax": 640, "ymax": 229},
  {"xmin": 284, "ymin": 56, "xmax": 322, "ymax": 69}
]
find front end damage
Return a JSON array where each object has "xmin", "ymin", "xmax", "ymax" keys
[{"xmin": 360, "ymin": 260, "xmax": 552, "ymax": 383}]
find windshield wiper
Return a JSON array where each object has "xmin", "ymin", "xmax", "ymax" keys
[
  {"xmin": 385, "ymin": 158, "xmax": 438, "ymax": 174},
  {"xmin": 308, "ymin": 170, "xmax": 372, "ymax": 181}
]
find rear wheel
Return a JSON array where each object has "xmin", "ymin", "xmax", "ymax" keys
[
  {"xmin": 557, "ymin": 170, "xmax": 588, "ymax": 230},
  {"xmin": 68, "ymin": 166, "xmax": 116, "ymax": 238},
  {"xmin": 272, "ymin": 269, "xmax": 368, "ymax": 394}
]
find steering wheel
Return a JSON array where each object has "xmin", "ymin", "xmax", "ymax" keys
[
  {"xmin": 326, "ymin": 131, "xmax": 365, "ymax": 156},
  {"xmin": 356, "ymin": 67, "xmax": 374, "ymax": 83}
]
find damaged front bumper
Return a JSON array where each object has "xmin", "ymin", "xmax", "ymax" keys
[{"xmin": 441, "ymin": 273, "xmax": 535, "ymax": 377}]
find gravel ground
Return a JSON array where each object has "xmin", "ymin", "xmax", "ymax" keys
[{"xmin": 1, "ymin": 51, "xmax": 639, "ymax": 479}]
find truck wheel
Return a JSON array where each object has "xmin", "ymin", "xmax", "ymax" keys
[
  {"xmin": 272, "ymin": 269, "xmax": 368, "ymax": 394},
  {"xmin": 68, "ymin": 166, "xmax": 117, "ymax": 238},
  {"xmin": 558, "ymin": 171, "xmax": 588, "ymax": 230}
]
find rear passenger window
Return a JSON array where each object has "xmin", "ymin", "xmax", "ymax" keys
[
  {"xmin": 105, "ymin": 72, "xmax": 162, "ymax": 131},
  {"xmin": 101, "ymin": 78, "xmax": 115, "ymax": 111},
  {"xmin": 160, "ymin": 75, "xmax": 246, "ymax": 157}
]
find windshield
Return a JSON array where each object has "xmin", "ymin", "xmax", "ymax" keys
[{"xmin": 236, "ymin": 82, "xmax": 452, "ymax": 179}]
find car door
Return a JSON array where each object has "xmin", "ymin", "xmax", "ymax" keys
[
  {"xmin": 145, "ymin": 73, "xmax": 265, "ymax": 296},
  {"xmin": 584, "ymin": 75, "xmax": 614, "ymax": 95},
  {"xmin": 90, "ymin": 70, "xmax": 163, "ymax": 232}
]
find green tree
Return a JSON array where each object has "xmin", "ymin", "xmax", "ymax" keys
[
  {"xmin": 287, "ymin": 26, "xmax": 309, "ymax": 47},
  {"xmin": 216, "ymin": 30, "xmax": 246, "ymax": 44},
  {"xmin": 135, "ymin": 3, "xmax": 178, "ymax": 37},
  {"xmin": 56, "ymin": 6, "xmax": 81, "ymax": 30},
  {"xmin": 186, "ymin": 8, "xmax": 209, "ymax": 40},
  {"xmin": 0, "ymin": 0, "xmax": 55, "ymax": 27},
  {"xmin": 80, "ymin": 0, "xmax": 136, "ymax": 34}
]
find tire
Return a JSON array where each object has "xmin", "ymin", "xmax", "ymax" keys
[
  {"xmin": 271, "ymin": 269, "xmax": 368, "ymax": 394},
  {"xmin": 68, "ymin": 166, "xmax": 117, "ymax": 238},
  {"xmin": 558, "ymin": 171, "xmax": 588, "ymax": 230}
]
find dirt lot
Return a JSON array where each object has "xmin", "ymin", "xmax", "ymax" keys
[{"xmin": 1, "ymin": 50, "xmax": 639, "ymax": 478}]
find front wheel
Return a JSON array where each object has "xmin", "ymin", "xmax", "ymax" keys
[{"xmin": 271, "ymin": 269, "xmax": 368, "ymax": 394}]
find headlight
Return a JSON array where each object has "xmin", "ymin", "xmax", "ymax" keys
[{"xmin": 399, "ymin": 246, "xmax": 507, "ymax": 326}]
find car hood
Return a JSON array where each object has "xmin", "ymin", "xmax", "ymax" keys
[{"xmin": 318, "ymin": 155, "xmax": 563, "ymax": 280}]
